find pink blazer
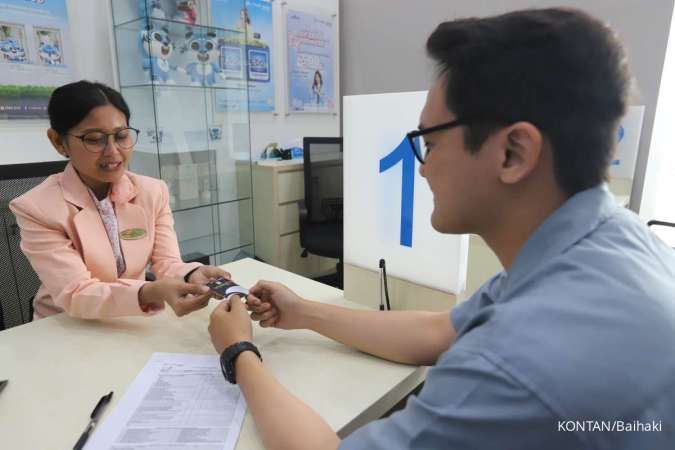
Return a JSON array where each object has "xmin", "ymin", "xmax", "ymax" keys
[{"xmin": 9, "ymin": 163, "xmax": 201, "ymax": 319}]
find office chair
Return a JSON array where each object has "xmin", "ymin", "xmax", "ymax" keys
[
  {"xmin": 299, "ymin": 137, "xmax": 343, "ymax": 288},
  {"xmin": 647, "ymin": 219, "xmax": 675, "ymax": 249},
  {"xmin": 0, "ymin": 161, "xmax": 67, "ymax": 330}
]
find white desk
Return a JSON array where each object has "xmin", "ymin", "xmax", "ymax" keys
[{"xmin": 0, "ymin": 258, "xmax": 425, "ymax": 449}]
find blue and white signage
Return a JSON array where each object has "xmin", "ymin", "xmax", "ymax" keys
[
  {"xmin": 611, "ymin": 105, "xmax": 645, "ymax": 179},
  {"xmin": 344, "ymin": 91, "xmax": 469, "ymax": 294},
  {"xmin": 212, "ymin": 0, "xmax": 275, "ymax": 112},
  {"xmin": 0, "ymin": 0, "xmax": 74, "ymax": 119}
]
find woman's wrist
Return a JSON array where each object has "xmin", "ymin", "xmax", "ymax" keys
[
  {"xmin": 138, "ymin": 282, "xmax": 154, "ymax": 312},
  {"xmin": 184, "ymin": 267, "xmax": 200, "ymax": 283}
]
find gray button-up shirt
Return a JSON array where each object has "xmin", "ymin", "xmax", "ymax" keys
[{"xmin": 341, "ymin": 184, "xmax": 675, "ymax": 449}]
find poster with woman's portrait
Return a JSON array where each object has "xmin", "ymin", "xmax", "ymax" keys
[{"xmin": 286, "ymin": 9, "xmax": 335, "ymax": 114}]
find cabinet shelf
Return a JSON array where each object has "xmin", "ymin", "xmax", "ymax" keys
[
  {"xmin": 179, "ymin": 233, "xmax": 254, "ymax": 260},
  {"xmin": 120, "ymin": 83, "xmax": 247, "ymax": 91},
  {"xmin": 182, "ymin": 244, "xmax": 255, "ymax": 267},
  {"xmin": 113, "ymin": 11, "xmax": 249, "ymax": 90},
  {"xmin": 115, "ymin": 16, "xmax": 244, "ymax": 35},
  {"xmin": 173, "ymin": 196, "xmax": 252, "ymax": 214},
  {"xmin": 112, "ymin": 0, "xmax": 255, "ymax": 266}
]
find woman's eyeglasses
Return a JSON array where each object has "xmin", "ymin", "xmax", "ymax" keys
[{"xmin": 67, "ymin": 127, "xmax": 139, "ymax": 153}]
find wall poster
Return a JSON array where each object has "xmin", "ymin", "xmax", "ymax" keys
[
  {"xmin": 286, "ymin": 8, "xmax": 335, "ymax": 113},
  {"xmin": 212, "ymin": 0, "xmax": 275, "ymax": 113},
  {"xmin": 0, "ymin": 0, "xmax": 74, "ymax": 119}
]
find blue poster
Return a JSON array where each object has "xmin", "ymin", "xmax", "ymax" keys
[
  {"xmin": 0, "ymin": 0, "xmax": 74, "ymax": 119},
  {"xmin": 212, "ymin": 0, "xmax": 274, "ymax": 112},
  {"xmin": 286, "ymin": 9, "xmax": 335, "ymax": 113}
]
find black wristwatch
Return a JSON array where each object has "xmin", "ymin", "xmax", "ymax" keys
[{"xmin": 220, "ymin": 341, "xmax": 262, "ymax": 384}]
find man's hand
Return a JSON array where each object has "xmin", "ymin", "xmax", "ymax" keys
[
  {"xmin": 186, "ymin": 265, "xmax": 231, "ymax": 285},
  {"xmin": 209, "ymin": 296, "xmax": 253, "ymax": 353},
  {"xmin": 247, "ymin": 280, "xmax": 309, "ymax": 330},
  {"xmin": 139, "ymin": 279, "xmax": 211, "ymax": 316}
]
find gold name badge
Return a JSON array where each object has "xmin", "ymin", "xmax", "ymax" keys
[{"xmin": 120, "ymin": 228, "xmax": 147, "ymax": 240}]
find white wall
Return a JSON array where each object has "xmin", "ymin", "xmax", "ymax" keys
[
  {"xmin": 340, "ymin": 0, "xmax": 675, "ymax": 213},
  {"xmin": 0, "ymin": 0, "xmax": 340, "ymax": 164},
  {"xmin": 248, "ymin": 0, "xmax": 340, "ymax": 155},
  {"xmin": 639, "ymin": 3, "xmax": 675, "ymax": 222},
  {"xmin": 0, "ymin": 0, "xmax": 116, "ymax": 164}
]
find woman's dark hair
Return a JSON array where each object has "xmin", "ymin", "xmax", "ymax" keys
[
  {"xmin": 426, "ymin": 8, "xmax": 630, "ymax": 196},
  {"xmin": 47, "ymin": 80, "xmax": 131, "ymax": 135},
  {"xmin": 313, "ymin": 70, "xmax": 323, "ymax": 88}
]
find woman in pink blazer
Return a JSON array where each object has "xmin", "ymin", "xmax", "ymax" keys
[{"xmin": 10, "ymin": 81, "xmax": 230, "ymax": 320}]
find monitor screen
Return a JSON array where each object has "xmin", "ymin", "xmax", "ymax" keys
[{"xmin": 304, "ymin": 138, "xmax": 342, "ymax": 222}]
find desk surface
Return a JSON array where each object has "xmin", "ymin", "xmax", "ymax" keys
[{"xmin": 0, "ymin": 258, "xmax": 424, "ymax": 450}]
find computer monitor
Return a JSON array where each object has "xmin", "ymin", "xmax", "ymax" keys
[{"xmin": 302, "ymin": 137, "xmax": 343, "ymax": 223}]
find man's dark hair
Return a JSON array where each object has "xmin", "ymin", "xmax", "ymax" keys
[
  {"xmin": 48, "ymin": 80, "xmax": 131, "ymax": 135},
  {"xmin": 427, "ymin": 8, "xmax": 630, "ymax": 196}
]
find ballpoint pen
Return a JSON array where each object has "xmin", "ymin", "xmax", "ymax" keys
[
  {"xmin": 73, "ymin": 391, "xmax": 113, "ymax": 450},
  {"xmin": 379, "ymin": 259, "xmax": 391, "ymax": 311},
  {"xmin": 0, "ymin": 379, "xmax": 8, "ymax": 395}
]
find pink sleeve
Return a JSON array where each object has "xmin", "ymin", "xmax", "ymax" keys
[{"xmin": 9, "ymin": 198, "xmax": 155, "ymax": 319}]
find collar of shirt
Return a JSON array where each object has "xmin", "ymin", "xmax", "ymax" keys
[
  {"xmin": 495, "ymin": 183, "xmax": 618, "ymax": 302},
  {"xmin": 86, "ymin": 186, "xmax": 112, "ymax": 207},
  {"xmin": 60, "ymin": 162, "xmax": 137, "ymax": 209}
]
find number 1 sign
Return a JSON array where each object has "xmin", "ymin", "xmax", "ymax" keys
[{"xmin": 343, "ymin": 91, "xmax": 469, "ymax": 294}]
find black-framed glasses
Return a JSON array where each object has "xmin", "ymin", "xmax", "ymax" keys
[
  {"xmin": 407, "ymin": 119, "xmax": 467, "ymax": 164},
  {"xmin": 67, "ymin": 127, "xmax": 139, "ymax": 153}
]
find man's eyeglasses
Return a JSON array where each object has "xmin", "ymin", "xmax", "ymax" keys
[
  {"xmin": 67, "ymin": 127, "xmax": 139, "ymax": 153},
  {"xmin": 407, "ymin": 119, "xmax": 467, "ymax": 164}
]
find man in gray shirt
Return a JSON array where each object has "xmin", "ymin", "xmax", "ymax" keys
[{"xmin": 208, "ymin": 8, "xmax": 675, "ymax": 450}]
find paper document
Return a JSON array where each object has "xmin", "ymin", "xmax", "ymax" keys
[{"xmin": 86, "ymin": 353, "xmax": 247, "ymax": 450}]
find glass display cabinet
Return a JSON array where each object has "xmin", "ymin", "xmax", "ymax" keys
[{"xmin": 111, "ymin": 0, "xmax": 254, "ymax": 265}]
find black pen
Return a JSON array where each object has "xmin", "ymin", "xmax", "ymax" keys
[
  {"xmin": 0, "ymin": 379, "xmax": 7, "ymax": 395},
  {"xmin": 73, "ymin": 391, "xmax": 113, "ymax": 450}
]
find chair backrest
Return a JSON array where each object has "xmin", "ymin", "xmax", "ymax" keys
[
  {"xmin": 647, "ymin": 220, "xmax": 675, "ymax": 249},
  {"xmin": 302, "ymin": 137, "xmax": 343, "ymax": 223},
  {"xmin": 0, "ymin": 161, "xmax": 67, "ymax": 330}
]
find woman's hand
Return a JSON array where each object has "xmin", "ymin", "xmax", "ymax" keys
[
  {"xmin": 138, "ymin": 279, "xmax": 211, "ymax": 316},
  {"xmin": 186, "ymin": 265, "xmax": 231, "ymax": 284}
]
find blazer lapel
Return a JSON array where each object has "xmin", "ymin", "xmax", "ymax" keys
[
  {"xmin": 111, "ymin": 172, "xmax": 151, "ymax": 278},
  {"xmin": 60, "ymin": 163, "xmax": 92, "ymax": 209},
  {"xmin": 73, "ymin": 208, "xmax": 118, "ymax": 281},
  {"xmin": 60, "ymin": 163, "xmax": 117, "ymax": 282},
  {"xmin": 116, "ymin": 202, "xmax": 150, "ymax": 277}
]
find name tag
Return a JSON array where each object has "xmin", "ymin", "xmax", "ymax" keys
[{"xmin": 120, "ymin": 228, "xmax": 147, "ymax": 240}]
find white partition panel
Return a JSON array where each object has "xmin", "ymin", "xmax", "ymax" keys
[
  {"xmin": 343, "ymin": 91, "xmax": 468, "ymax": 294},
  {"xmin": 611, "ymin": 105, "xmax": 645, "ymax": 179}
]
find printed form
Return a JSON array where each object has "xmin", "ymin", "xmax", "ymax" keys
[{"xmin": 86, "ymin": 353, "xmax": 247, "ymax": 450}]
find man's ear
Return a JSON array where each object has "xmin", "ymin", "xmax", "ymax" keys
[
  {"xmin": 47, "ymin": 128, "xmax": 69, "ymax": 158},
  {"xmin": 498, "ymin": 122, "xmax": 543, "ymax": 185}
]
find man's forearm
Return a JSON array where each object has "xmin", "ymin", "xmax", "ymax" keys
[
  {"xmin": 236, "ymin": 351, "xmax": 340, "ymax": 450},
  {"xmin": 299, "ymin": 302, "xmax": 455, "ymax": 365}
]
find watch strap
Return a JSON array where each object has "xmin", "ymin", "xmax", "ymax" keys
[{"xmin": 220, "ymin": 341, "xmax": 262, "ymax": 384}]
